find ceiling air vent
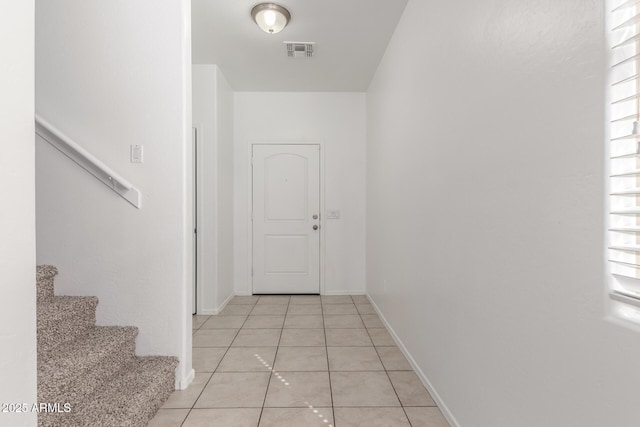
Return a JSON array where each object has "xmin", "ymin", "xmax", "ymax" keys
[{"xmin": 285, "ymin": 42, "xmax": 315, "ymax": 59}]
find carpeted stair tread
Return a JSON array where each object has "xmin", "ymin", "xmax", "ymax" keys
[
  {"xmin": 37, "ymin": 296, "xmax": 98, "ymax": 356},
  {"xmin": 76, "ymin": 356, "xmax": 178, "ymax": 427},
  {"xmin": 38, "ymin": 326, "xmax": 138, "ymax": 405},
  {"xmin": 36, "ymin": 266, "xmax": 178, "ymax": 427},
  {"xmin": 42, "ymin": 356, "xmax": 179, "ymax": 427},
  {"xmin": 36, "ymin": 265, "xmax": 58, "ymax": 301}
]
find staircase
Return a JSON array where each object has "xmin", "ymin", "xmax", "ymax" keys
[{"xmin": 37, "ymin": 265, "xmax": 178, "ymax": 427}]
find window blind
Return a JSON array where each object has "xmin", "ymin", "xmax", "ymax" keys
[{"xmin": 609, "ymin": 0, "xmax": 640, "ymax": 305}]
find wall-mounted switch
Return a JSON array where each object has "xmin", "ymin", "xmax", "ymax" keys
[
  {"xmin": 327, "ymin": 209, "xmax": 341, "ymax": 220},
  {"xmin": 130, "ymin": 144, "xmax": 143, "ymax": 163}
]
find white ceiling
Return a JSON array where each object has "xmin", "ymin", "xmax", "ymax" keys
[{"xmin": 191, "ymin": 0, "xmax": 408, "ymax": 91}]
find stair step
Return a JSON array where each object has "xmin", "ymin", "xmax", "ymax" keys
[
  {"xmin": 36, "ymin": 265, "xmax": 58, "ymax": 301},
  {"xmin": 38, "ymin": 326, "xmax": 138, "ymax": 406},
  {"xmin": 39, "ymin": 356, "xmax": 179, "ymax": 427},
  {"xmin": 37, "ymin": 296, "xmax": 98, "ymax": 356},
  {"xmin": 35, "ymin": 266, "xmax": 178, "ymax": 427}
]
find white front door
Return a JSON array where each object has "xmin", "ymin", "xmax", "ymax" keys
[{"xmin": 252, "ymin": 144, "xmax": 320, "ymax": 294}]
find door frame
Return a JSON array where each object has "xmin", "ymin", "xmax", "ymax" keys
[
  {"xmin": 248, "ymin": 140, "xmax": 326, "ymax": 295},
  {"xmin": 193, "ymin": 124, "xmax": 203, "ymax": 314},
  {"xmin": 193, "ymin": 125, "xmax": 197, "ymax": 314}
]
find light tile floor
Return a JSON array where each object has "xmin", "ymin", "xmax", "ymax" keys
[{"xmin": 149, "ymin": 295, "xmax": 450, "ymax": 427}]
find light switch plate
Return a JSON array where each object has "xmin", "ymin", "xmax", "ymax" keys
[
  {"xmin": 327, "ymin": 209, "xmax": 341, "ymax": 220},
  {"xmin": 130, "ymin": 144, "xmax": 143, "ymax": 163}
]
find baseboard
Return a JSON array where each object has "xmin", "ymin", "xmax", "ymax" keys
[
  {"xmin": 232, "ymin": 290, "xmax": 365, "ymax": 296},
  {"xmin": 213, "ymin": 292, "xmax": 235, "ymax": 314},
  {"xmin": 176, "ymin": 368, "xmax": 194, "ymax": 391},
  {"xmin": 198, "ymin": 293, "xmax": 236, "ymax": 315},
  {"xmin": 323, "ymin": 290, "xmax": 365, "ymax": 296},
  {"xmin": 367, "ymin": 296, "xmax": 461, "ymax": 427}
]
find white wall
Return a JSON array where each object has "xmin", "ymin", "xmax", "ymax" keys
[
  {"xmin": 192, "ymin": 64, "xmax": 234, "ymax": 314},
  {"xmin": 216, "ymin": 69, "xmax": 235, "ymax": 306},
  {"xmin": 234, "ymin": 93, "xmax": 366, "ymax": 295},
  {"xmin": 0, "ymin": 1, "xmax": 36, "ymax": 426},
  {"xmin": 35, "ymin": 0, "xmax": 194, "ymax": 388},
  {"xmin": 367, "ymin": 1, "xmax": 640, "ymax": 426}
]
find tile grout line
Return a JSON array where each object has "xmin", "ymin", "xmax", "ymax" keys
[
  {"xmin": 181, "ymin": 301, "xmax": 257, "ymax": 426},
  {"xmin": 183, "ymin": 296, "xmax": 433, "ymax": 427},
  {"xmin": 320, "ymin": 296, "xmax": 337, "ymax": 427},
  {"xmin": 191, "ymin": 314, "xmax": 211, "ymax": 334},
  {"xmin": 256, "ymin": 295, "xmax": 290, "ymax": 427},
  {"xmin": 176, "ymin": 404, "xmax": 412, "ymax": 409},
  {"xmin": 358, "ymin": 298, "xmax": 415, "ymax": 427}
]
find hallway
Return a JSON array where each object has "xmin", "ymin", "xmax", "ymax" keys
[{"xmin": 150, "ymin": 295, "xmax": 449, "ymax": 426}]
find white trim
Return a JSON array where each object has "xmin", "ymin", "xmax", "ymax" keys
[
  {"xmin": 210, "ymin": 292, "xmax": 235, "ymax": 315},
  {"xmin": 196, "ymin": 292, "xmax": 249, "ymax": 316},
  {"xmin": 176, "ymin": 368, "xmax": 195, "ymax": 391},
  {"xmin": 192, "ymin": 123, "xmax": 206, "ymax": 316},
  {"xmin": 247, "ymin": 140, "xmax": 326, "ymax": 295},
  {"xmin": 323, "ymin": 290, "xmax": 366, "ymax": 296},
  {"xmin": 196, "ymin": 286, "xmax": 239, "ymax": 316},
  {"xmin": 319, "ymin": 143, "xmax": 326, "ymax": 296},
  {"xmin": 178, "ymin": 0, "xmax": 194, "ymax": 393},
  {"xmin": 367, "ymin": 296, "xmax": 461, "ymax": 427}
]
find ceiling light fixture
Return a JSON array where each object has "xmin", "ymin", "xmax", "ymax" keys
[{"xmin": 251, "ymin": 3, "xmax": 291, "ymax": 35}]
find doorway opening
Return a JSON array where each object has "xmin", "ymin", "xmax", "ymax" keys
[{"xmin": 192, "ymin": 126, "xmax": 199, "ymax": 315}]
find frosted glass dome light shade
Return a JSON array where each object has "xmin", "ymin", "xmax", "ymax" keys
[{"xmin": 251, "ymin": 3, "xmax": 291, "ymax": 34}]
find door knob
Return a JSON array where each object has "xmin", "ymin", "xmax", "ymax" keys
[{"xmin": 313, "ymin": 225, "xmax": 319, "ymax": 230}]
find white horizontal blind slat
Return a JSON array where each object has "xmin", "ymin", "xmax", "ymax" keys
[
  {"xmin": 613, "ymin": 73, "xmax": 640, "ymax": 86},
  {"xmin": 613, "ymin": 12, "xmax": 640, "ymax": 31},
  {"xmin": 612, "ymin": 53, "xmax": 640, "ymax": 68},
  {"xmin": 614, "ymin": 0, "xmax": 640, "ymax": 12},
  {"xmin": 614, "ymin": 33, "xmax": 640, "ymax": 48}
]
